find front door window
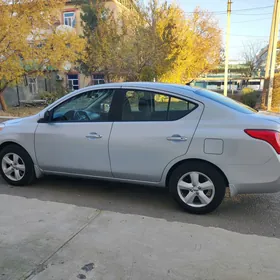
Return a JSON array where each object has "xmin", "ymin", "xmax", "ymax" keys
[{"xmin": 52, "ymin": 89, "xmax": 115, "ymax": 122}]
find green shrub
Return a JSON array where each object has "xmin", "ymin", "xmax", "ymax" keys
[
  {"xmin": 242, "ymin": 87, "xmax": 254, "ymax": 95},
  {"xmin": 39, "ymin": 92, "xmax": 61, "ymax": 105},
  {"xmin": 240, "ymin": 91, "xmax": 260, "ymax": 108},
  {"xmin": 40, "ymin": 85, "xmax": 69, "ymax": 105}
]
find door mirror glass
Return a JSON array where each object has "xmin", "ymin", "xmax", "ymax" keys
[
  {"xmin": 44, "ymin": 110, "xmax": 50, "ymax": 121},
  {"xmin": 38, "ymin": 110, "xmax": 51, "ymax": 123}
]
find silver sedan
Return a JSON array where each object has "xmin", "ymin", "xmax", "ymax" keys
[{"xmin": 0, "ymin": 82, "xmax": 280, "ymax": 214}]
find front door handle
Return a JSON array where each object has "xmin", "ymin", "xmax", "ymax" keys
[
  {"xmin": 86, "ymin": 132, "xmax": 102, "ymax": 140},
  {"xmin": 167, "ymin": 134, "xmax": 187, "ymax": 142}
]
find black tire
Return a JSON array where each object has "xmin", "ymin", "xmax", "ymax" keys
[
  {"xmin": 0, "ymin": 144, "xmax": 36, "ymax": 186},
  {"xmin": 169, "ymin": 161, "xmax": 226, "ymax": 214}
]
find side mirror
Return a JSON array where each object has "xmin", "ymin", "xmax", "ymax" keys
[
  {"xmin": 44, "ymin": 110, "xmax": 50, "ymax": 120},
  {"xmin": 38, "ymin": 110, "xmax": 51, "ymax": 123}
]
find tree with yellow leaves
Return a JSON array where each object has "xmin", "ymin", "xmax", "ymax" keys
[
  {"xmin": 158, "ymin": 6, "xmax": 222, "ymax": 84},
  {"xmin": 80, "ymin": 0, "xmax": 222, "ymax": 84},
  {"xmin": 0, "ymin": 0, "xmax": 85, "ymax": 110}
]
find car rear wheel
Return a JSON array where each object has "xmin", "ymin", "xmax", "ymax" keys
[
  {"xmin": 0, "ymin": 144, "xmax": 35, "ymax": 186},
  {"xmin": 169, "ymin": 161, "xmax": 226, "ymax": 214}
]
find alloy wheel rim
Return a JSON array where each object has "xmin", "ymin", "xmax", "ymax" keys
[
  {"xmin": 1, "ymin": 153, "xmax": 26, "ymax": 182},
  {"xmin": 177, "ymin": 171, "xmax": 215, "ymax": 208}
]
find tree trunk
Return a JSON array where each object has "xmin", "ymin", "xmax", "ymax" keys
[
  {"xmin": 0, "ymin": 91, "xmax": 8, "ymax": 111},
  {"xmin": 106, "ymin": 73, "xmax": 111, "ymax": 83}
]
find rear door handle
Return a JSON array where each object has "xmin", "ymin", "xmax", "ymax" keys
[
  {"xmin": 167, "ymin": 134, "xmax": 187, "ymax": 142},
  {"xmin": 86, "ymin": 132, "xmax": 102, "ymax": 140}
]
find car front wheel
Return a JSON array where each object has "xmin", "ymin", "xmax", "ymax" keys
[
  {"xmin": 169, "ymin": 161, "xmax": 226, "ymax": 214},
  {"xmin": 0, "ymin": 144, "xmax": 35, "ymax": 186}
]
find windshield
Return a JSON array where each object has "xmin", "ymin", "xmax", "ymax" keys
[{"xmin": 194, "ymin": 89, "xmax": 257, "ymax": 114}]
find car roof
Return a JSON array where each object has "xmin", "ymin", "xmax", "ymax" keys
[
  {"xmin": 83, "ymin": 82, "xmax": 257, "ymax": 115},
  {"xmin": 81, "ymin": 82, "xmax": 199, "ymax": 99},
  {"xmin": 44, "ymin": 81, "xmax": 256, "ymax": 116}
]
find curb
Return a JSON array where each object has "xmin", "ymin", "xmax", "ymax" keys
[{"xmin": 0, "ymin": 116, "xmax": 19, "ymax": 119}]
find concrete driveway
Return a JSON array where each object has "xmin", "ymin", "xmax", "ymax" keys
[
  {"xmin": 1, "ymin": 176, "xmax": 280, "ymax": 280},
  {"xmin": 1, "ymin": 176, "xmax": 280, "ymax": 238}
]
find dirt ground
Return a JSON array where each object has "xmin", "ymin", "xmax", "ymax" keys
[{"xmin": 0, "ymin": 106, "xmax": 44, "ymax": 117}]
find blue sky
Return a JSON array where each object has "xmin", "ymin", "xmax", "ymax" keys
[{"xmin": 155, "ymin": 0, "xmax": 274, "ymax": 60}]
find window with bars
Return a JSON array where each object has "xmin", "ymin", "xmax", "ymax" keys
[
  {"xmin": 63, "ymin": 12, "xmax": 76, "ymax": 27},
  {"xmin": 67, "ymin": 74, "xmax": 79, "ymax": 90},
  {"xmin": 92, "ymin": 74, "xmax": 105, "ymax": 85},
  {"xmin": 27, "ymin": 77, "xmax": 38, "ymax": 95}
]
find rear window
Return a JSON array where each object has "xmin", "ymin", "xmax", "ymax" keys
[{"xmin": 195, "ymin": 89, "xmax": 257, "ymax": 114}]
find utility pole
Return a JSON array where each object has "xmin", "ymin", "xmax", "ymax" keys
[
  {"xmin": 267, "ymin": 0, "xmax": 280, "ymax": 110},
  {"xmin": 262, "ymin": 0, "xmax": 277, "ymax": 108},
  {"xmin": 224, "ymin": 0, "xmax": 232, "ymax": 97}
]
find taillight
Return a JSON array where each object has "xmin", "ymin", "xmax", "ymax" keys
[{"xmin": 244, "ymin": 129, "xmax": 280, "ymax": 154}]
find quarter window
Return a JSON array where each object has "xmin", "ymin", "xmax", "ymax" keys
[
  {"xmin": 169, "ymin": 97, "xmax": 197, "ymax": 121},
  {"xmin": 121, "ymin": 90, "xmax": 196, "ymax": 121},
  {"xmin": 52, "ymin": 89, "xmax": 115, "ymax": 122}
]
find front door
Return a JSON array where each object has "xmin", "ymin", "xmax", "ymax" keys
[
  {"xmin": 35, "ymin": 88, "xmax": 117, "ymax": 177},
  {"xmin": 109, "ymin": 89, "xmax": 203, "ymax": 182}
]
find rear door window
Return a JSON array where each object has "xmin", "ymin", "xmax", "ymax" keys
[{"xmin": 121, "ymin": 90, "xmax": 197, "ymax": 121}]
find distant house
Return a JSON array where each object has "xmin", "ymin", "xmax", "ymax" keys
[{"xmin": 193, "ymin": 60, "xmax": 264, "ymax": 93}]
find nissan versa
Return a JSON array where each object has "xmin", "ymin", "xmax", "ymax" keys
[{"xmin": 0, "ymin": 82, "xmax": 280, "ymax": 214}]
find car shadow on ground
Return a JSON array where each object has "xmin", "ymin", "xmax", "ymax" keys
[{"xmin": 0, "ymin": 175, "xmax": 280, "ymax": 238}]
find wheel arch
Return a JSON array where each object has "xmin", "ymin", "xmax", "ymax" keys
[
  {"xmin": 0, "ymin": 141, "xmax": 38, "ymax": 171},
  {"xmin": 0, "ymin": 141, "xmax": 29, "ymax": 154},
  {"xmin": 165, "ymin": 158, "xmax": 229, "ymax": 188}
]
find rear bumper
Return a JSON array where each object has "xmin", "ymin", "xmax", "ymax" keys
[
  {"xmin": 229, "ymin": 178, "xmax": 280, "ymax": 197},
  {"xmin": 224, "ymin": 157, "xmax": 280, "ymax": 196}
]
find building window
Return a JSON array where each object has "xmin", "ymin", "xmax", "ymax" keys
[
  {"xmin": 63, "ymin": 12, "xmax": 76, "ymax": 27},
  {"xmin": 67, "ymin": 74, "xmax": 79, "ymax": 90},
  {"xmin": 92, "ymin": 74, "xmax": 105, "ymax": 85},
  {"xmin": 27, "ymin": 77, "xmax": 38, "ymax": 95}
]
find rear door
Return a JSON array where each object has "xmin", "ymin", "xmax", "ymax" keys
[{"xmin": 109, "ymin": 89, "xmax": 204, "ymax": 182}]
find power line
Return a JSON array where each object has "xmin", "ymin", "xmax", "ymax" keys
[
  {"xmin": 231, "ymin": 5, "xmax": 273, "ymax": 12},
  {"xmin": 230, "ymin": 43, "xmax": 268, "ymax": 49},
  {"xmin": 229, "ymin": 34, "xmax": 269, "ymax": 37},
  {"xmin": 232, "ymin": 12, "xmax": 273, "ymax": 15},
  {"xmin": 232, "ymin": 17, "xmax": 271, "ymax": 23},
  {"xmin": 184, "ymin": 5, "xmax": 273, "ymax": 15}
]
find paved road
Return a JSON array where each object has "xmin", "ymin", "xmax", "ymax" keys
[{"xmin": 1, "ymin": 175, "xmax": 280, "ymax": 239}]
